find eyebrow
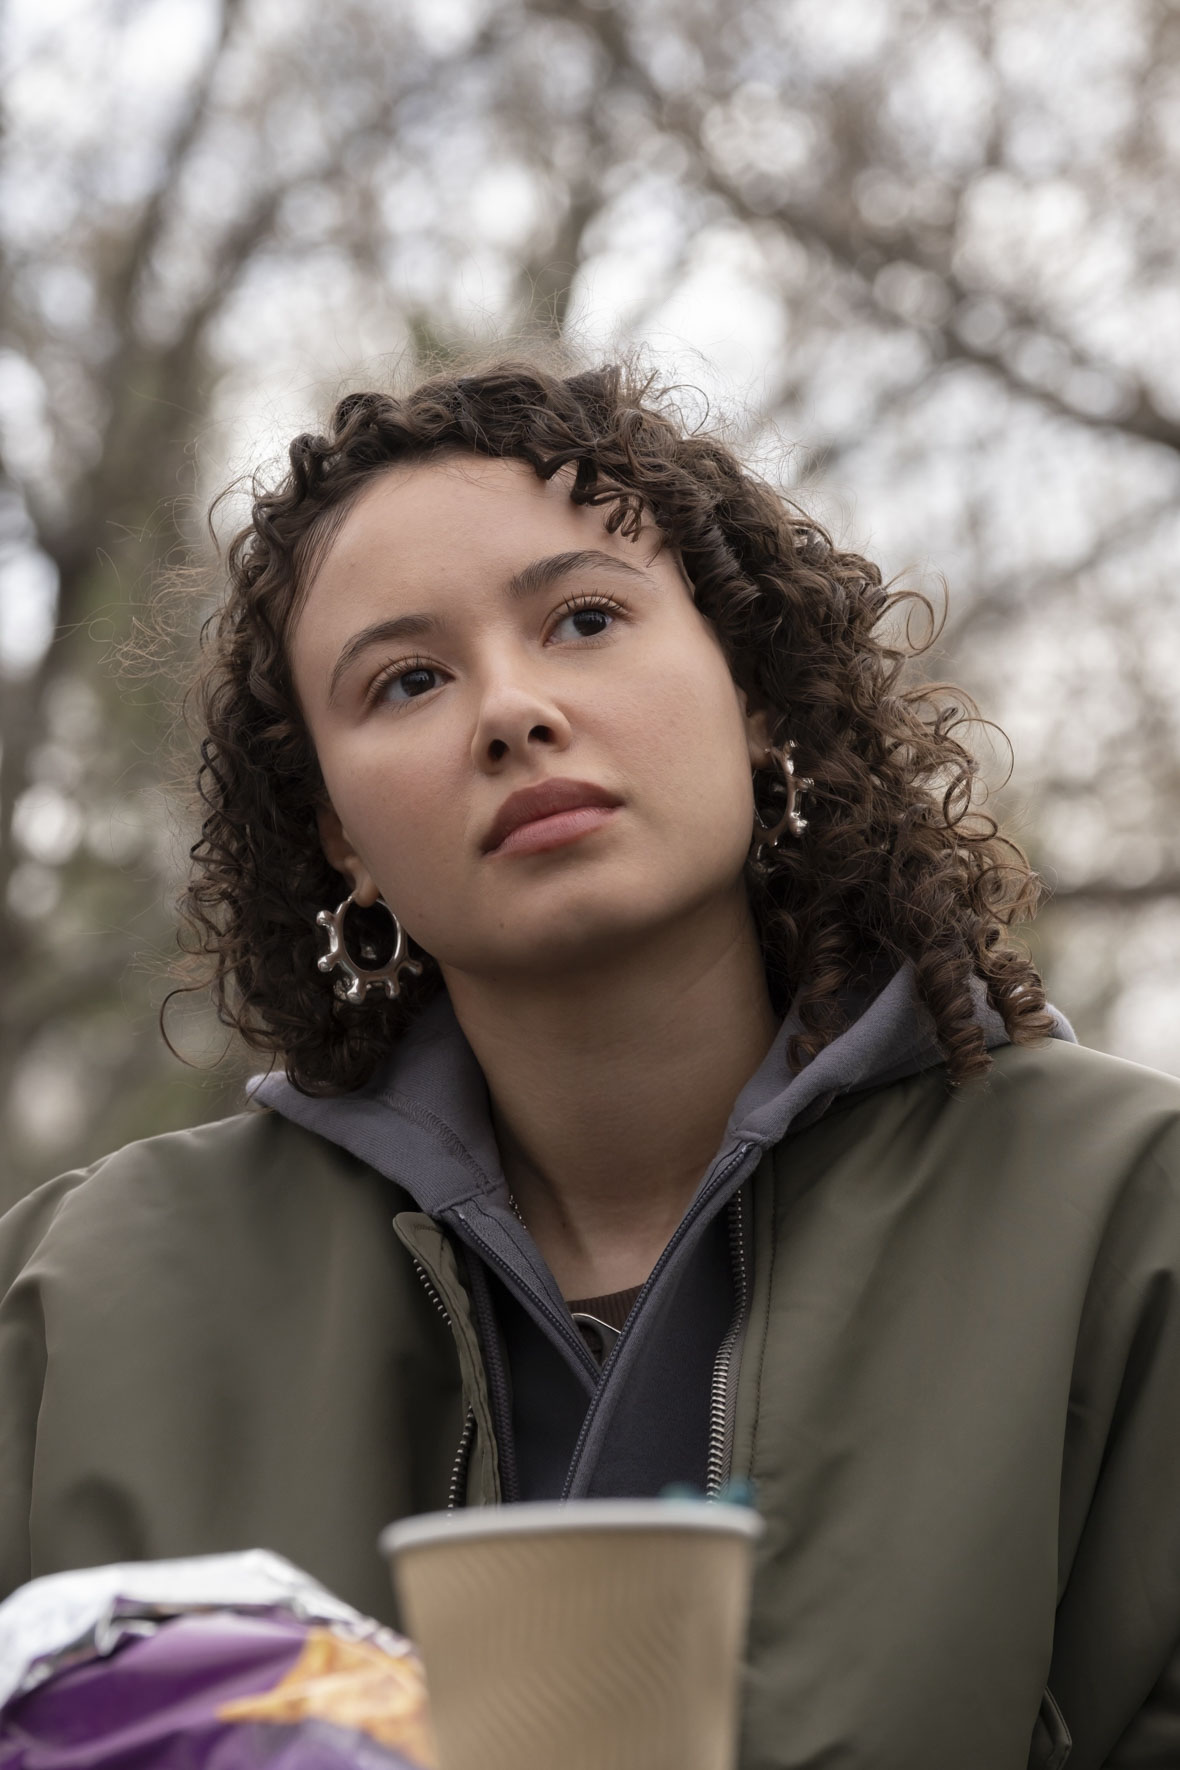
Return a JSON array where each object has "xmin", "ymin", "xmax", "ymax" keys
[
  {"xmin": 505, "ymin": 548, "xmax": 647, "ymax": 602},
  {"xmin": 327, "ymin": 549, "xmax": 649, "ymax": 703}
]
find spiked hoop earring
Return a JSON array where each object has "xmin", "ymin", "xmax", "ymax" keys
[
  {"xmin": 751, "ymin": 742, "xmax": 813, "ymax": 858},
  {"xmin": 316, "ymin": 892, "xmax": 423, "ymax": 1003}
]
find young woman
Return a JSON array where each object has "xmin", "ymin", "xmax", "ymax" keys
[{"xmin": 1, "ymin": 361, "xmax": 1177, "ymax": 1768}]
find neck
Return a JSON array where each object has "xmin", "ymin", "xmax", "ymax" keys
[{"xmin": 441, "ymin": 894, "xmax": 778, "ymax": 1300}]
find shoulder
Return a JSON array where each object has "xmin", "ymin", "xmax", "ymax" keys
[
  {"xmin": 946, "ymin": 1042, "xmax": 1180, "ymax": 1280},
  {"xmin": 806, "ymin": 1037, "xmax": 1180, "ymax": 1241},
  {"xmin": 869, "ymin": 1036, "xmax": 1180, "ymax": 1161},
  {"xmin": 0, "ymin": 1108, "xmax": 402, "ymax": 1285},
  {"xmin": 987, "ymin": 1035, "xmax": 1180, "ymax": 1113},
  {"xmin": 972, "ymin": 1038, "xmax": 1180, "ymax": 1187}
]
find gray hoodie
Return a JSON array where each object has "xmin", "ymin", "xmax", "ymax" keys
[{"xmin": 252, "ymin": 966, "xmax": 1075, "ymax": 1503}]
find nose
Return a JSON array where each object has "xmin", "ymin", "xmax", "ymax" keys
[{"xmin": 470, "ymin": 665, "xmax": 574, "ymax": 771}]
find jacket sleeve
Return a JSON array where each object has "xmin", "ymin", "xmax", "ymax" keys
[
  {"xmin": 1046, "ymin": 1114, "xmax": 1180, "ymax": 1769},
  {"xmin": 0, "ymin": 1170, "xmax": 92, "ymax": 1600}
]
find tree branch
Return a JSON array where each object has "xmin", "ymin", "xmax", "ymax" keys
[
  {"xmin": 104, "ymin": 0, "xmax": 246, "ymax": 335},
  {"xmin": 942, "ymin": 490, "xmax": 1180, "ymax": 652},
  {"xmin": 547, "ymin": 0, "xmax": 1180, "ymax": 462},
  {"xmin": 1044, "ymin": 875, "xmax": 1180, "ymax": 908}
]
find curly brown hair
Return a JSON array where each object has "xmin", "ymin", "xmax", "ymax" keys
[{"xmin": 176, "ymin": 356, "xmax": 1053, "ymax": 1093}]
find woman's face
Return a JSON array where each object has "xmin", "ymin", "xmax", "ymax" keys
[{"xmin": 288, "ymin": 455, "xmax": 770, "ymax": 979}]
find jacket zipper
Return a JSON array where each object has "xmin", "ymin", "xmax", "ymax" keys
[
  {"xmin": 559, "ymin": 1141, "xmax": 755, "ymax": 1501},
  {"xmin": 705, "ymin": 1186, "xmax": 751, "ymax": 1497},
  {"xmin": 423, "ymin": 1144, "xmax": 757, "ymax": 1506},
  {"xmin": 411, "ymin": 1257, "xmax": 477, "ymax": 1510},
  {"xmin": 447, "ymin": 1408, "xmax": 477, "ymax": 1509},
  {"xmin": 453, "ymin": 1211, "xmax": 601, "ymax": 1382}
]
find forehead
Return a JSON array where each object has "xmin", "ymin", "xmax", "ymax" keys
[{"xmin": 299, "ymin": 454, "xmax": 647, "ymax": 624}]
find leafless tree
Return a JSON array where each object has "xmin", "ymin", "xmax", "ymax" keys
[{"xmin": 2, "ymin": 0, "xmax": 1176, "ymax": 1202}]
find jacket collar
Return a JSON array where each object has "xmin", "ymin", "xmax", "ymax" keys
[{"xmin": 249, "ymin": 965, "xmax": 1075, "ymax": 1220}]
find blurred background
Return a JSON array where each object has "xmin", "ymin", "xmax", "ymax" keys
[{"xmin": 1, "ymin": 0, "xmax": 1178, "ymax": 1207}]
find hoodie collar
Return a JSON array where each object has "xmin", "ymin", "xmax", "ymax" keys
[{"xmin": 249, "ymin": 965, "xmax": 1076, "ymax": 1217}]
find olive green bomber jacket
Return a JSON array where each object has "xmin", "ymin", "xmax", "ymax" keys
[{"xmin": 1, "ymin": 1037, "xmax": 1179, "ymax": 1769}]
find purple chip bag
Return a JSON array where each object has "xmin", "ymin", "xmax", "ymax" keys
[{"xmin": 0, "ymin": 1555, "xmax": 431, "ymax": 1770}]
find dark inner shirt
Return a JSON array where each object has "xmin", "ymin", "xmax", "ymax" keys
[{"xmin": 485, "ymin": 1209, "xmax": 734, "ymax": 1501}]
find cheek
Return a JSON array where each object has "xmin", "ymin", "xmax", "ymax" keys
[
  {"xmin": 321, "ymin": 740, "xmax": 460, "ymax": 896},
  {"xmin": 619, "ymin": 650, "xmax": 754, "ymax": 833}
]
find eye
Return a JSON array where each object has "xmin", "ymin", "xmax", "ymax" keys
[
  {"xmin": 549, "ymin": 594, "xmax": 624, "ymax": 643},
  {"xmin": 370, "ymin": 658, "xmax": 446, "ymax": 706}
]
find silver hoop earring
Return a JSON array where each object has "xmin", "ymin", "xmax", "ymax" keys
[
  {"xmin": 315, "ymin": 892, "xmax": 423, "ymax": 1003},
  {"xmin": 751, "ymin": 742, "xmax": 813, "ymax": 857}
]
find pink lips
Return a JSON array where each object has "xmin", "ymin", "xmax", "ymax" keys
[{"xmin": 481, "ymin": 778, "xmax": 622, "ymax": 857}]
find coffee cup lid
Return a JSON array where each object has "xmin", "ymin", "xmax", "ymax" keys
[{"xmin": 380, "ymin": 1498, "xmax": 764, "ymax": 1561}]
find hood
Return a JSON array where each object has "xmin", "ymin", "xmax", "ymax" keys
[{"xmin": 250, "ymin": 964, "xmax": 1075, "ymax": 1217}]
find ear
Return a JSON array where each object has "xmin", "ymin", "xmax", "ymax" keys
[
  {"xmin": 316, "ymin": 802, "xmax": 381, "ymax": 906},
  {"xmin": 741, "ymin": 696, "xmax": 775, "ymax": 768}
]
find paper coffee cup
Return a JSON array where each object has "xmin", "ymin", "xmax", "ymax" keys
[{"xmin": 380, "ymin": 1498, "xmax": 763, "ymax": 1770}]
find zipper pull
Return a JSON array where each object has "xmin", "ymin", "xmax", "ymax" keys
[{"xmin": 570, "ymin": 1311, "xmax": 623, "ymax": 1365}]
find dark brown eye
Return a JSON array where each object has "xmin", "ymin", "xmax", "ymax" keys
[
  {"xmin": 400, "ymin": 667, "xmax": 438, "ymax": 697},
  {"xmin": 375, "ymin": 662, "xmax": 444, "ymax": 705},
  {"xmin": 551, "ymin": 600, "xmax": 619, "ymax": 642},
  {"xmin": 570, "ymin": 609, "xmax": 611, "ymax": 636}
]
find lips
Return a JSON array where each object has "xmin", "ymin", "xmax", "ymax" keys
[{"xmin": 481, "ymin": 778, "xmax": 622, "ymax": 855}]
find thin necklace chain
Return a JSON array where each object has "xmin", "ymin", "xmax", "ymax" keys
[{"xmin": 505, "ymin": 1187, "xmax": 527, "ymax": 1229}]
